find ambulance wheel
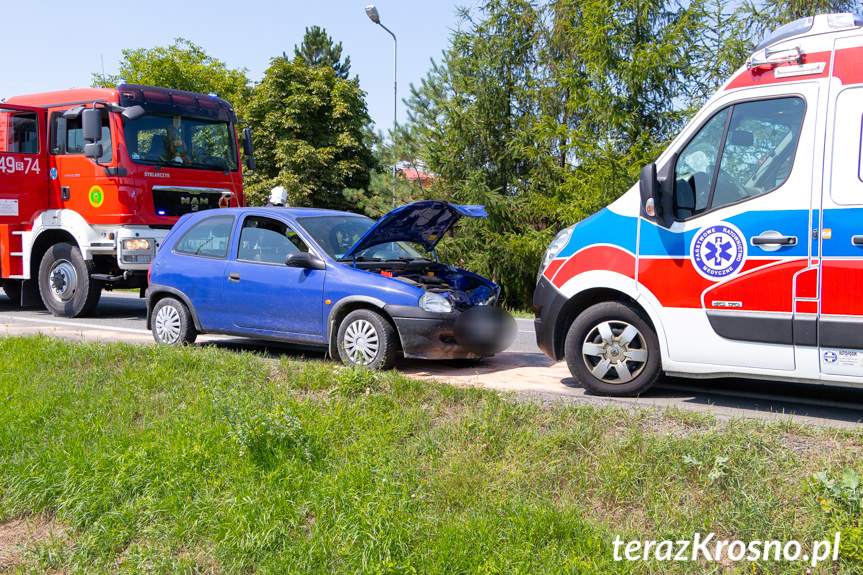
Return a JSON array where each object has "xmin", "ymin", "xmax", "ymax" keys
[
  {"xmin": 564, "ymin": 302, "xmax": 660, "ymax": 397},
  {"xmin": 336, "ymin": 309, "xmax": 397, "ymax": 370},
  {"xmin": 38, "ymin": 243, "xmax": 102, "ymax": 318},
  {"xmin": 1, "ymin": 280, "xmax": 21, "ymax": 305},
  {"xmin": 152, "ymin": 297, "xmax": 197, "ymax": 346}
]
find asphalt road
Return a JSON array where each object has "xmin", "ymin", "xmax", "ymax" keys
[{"xmin": 2, "ymin": 290, "xmax": 862, "ymax": 428}]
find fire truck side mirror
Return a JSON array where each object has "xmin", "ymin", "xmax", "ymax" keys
[
  {"xmin": 81, "ymin": 108, "xmax": 102, "ymax": 143},
  {"xmin": 242, "ymin": 127, "xmax": 255, "ymax": 174},
  {"xmin": 121, "ymin": 105, "xmax": 145, "ymax": 121},
  {"xmin": 84, "ymin": 142, "xmax": 103, "ymax": 160}
]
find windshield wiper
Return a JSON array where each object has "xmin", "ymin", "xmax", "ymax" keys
[{"xmin": 337, "ymin": 256, "xmax": 382, "ymax": 262}]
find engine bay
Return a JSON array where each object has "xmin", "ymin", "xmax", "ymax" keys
[{"xmin": 350, "ymin": 260, "xmax": 498, "ymax": 309}]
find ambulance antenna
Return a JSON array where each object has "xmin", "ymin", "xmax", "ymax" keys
[{"xmin": 100, "ymin": 55, "xmax": 106, "ymax": 86}]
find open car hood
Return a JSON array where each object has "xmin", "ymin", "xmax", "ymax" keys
[{"xmin": 342, "ymin": 200, "xmax": 487, "ymax": 258}]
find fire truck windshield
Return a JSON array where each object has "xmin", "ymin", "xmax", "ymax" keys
[{"xmin": 124, "ymin": 113, "xmax": 238, "ymax": 172}]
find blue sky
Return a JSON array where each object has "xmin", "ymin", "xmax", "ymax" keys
[{"xmin": 3, "ymin": 1, "xmax": 472, "ymax": 133}]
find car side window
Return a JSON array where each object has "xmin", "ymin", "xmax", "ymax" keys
[
  {"xmin": 238, "ymin": 216, "xmax": 308, "ymax": 264},
  {"xmin": 174, "ymin": 215, "xmax": 235, "ymax": 259},
  {"xmin": 674, "ymin": 97, "xmax": 805, "ymax": 219}
]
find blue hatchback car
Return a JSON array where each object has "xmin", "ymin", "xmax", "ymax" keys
[{"xmin": 146, "ymin": 201, "xmax": 515, "ymax": 368}]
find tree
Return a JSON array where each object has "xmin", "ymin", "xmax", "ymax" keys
[
  {"xmin": 92, "ymin": 38, "xmax": 251, "ymax": 112},
  {"xmin": 403, "ymin": 0, "xmax": 558, "ymax": 308},
  {"xmin": 243, "ymin": 58, "xmax": 374, "ymax": 209},
  {"xmin": 290, "ymin": 26, "xmax": 352, "ymax": 79}
]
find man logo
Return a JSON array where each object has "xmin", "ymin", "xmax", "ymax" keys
[{"xmin": 691, "ymin": 223, "xmax": 746, "ymax": 281}]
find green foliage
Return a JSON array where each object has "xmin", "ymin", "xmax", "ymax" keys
[
  {"xmin": 3, "ymin": 336, "xmax": 862, "ymax": 573},
  {"xmin": 218, "ymin": 387, "xmax": 314, "ymax": 463},
  {"xmin": 811, "ymin": 468, "xmax": 863, "ymax": 564},
  {"xmin": 813, "ymin": 468, "xmax": 863, "ymax": 515},
  {"xmin": 243, "ymin": 58, "xmax": 375, "ymax": 209},
  {"xmin": 92, "ymin": 38, "xmax": 251, "ymax": 113},
  {"xmin": 290, "ymin": 25, "xmax": 352, "ymax": 79}
]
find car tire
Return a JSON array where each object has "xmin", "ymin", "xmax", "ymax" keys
[
  {"xmin": 1, "ymin": 280, "xmax": 21, "ymax": 306},
  {"xmin": 564, "ymin": 301, "xmax": 660, "ymax": 397},
  {"xmin": 151, "ymin": 297, "xmax": 198, "ymax": 346},
  {"xmin": 38, "ymin": 243, "xmax": 102, "ymax": 318},
  {"xmin": 336, "ymin": 309, "xmax": 397, "ymax": 370}
]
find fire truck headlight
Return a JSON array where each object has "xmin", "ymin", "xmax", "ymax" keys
[{"xmin": 123, "ymin": 239, "xmax": 151, "ymax": 251}]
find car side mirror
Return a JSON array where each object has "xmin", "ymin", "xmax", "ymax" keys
[{"xmin": 285, "ymin": 251, "xmax": 326, "ymax": 270}]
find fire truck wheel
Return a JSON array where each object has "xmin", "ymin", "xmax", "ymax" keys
[
  {"xmin": 336, "ymin": 309, "xmax": 397, "ymax": 370},
  {"xmin": 1, "ymin": 281, "xmax": 21, "ymax": 306},
  {"xmin": 38, "ymin": 243, "xmax": 102, "ymax": 318},
  {"xmin": 564, "ymin": 301, "xmax": 660, "ymax": 397},
  {"xmin": 151, "ymin": 297, "xmax": 197, "ymax": 346}
]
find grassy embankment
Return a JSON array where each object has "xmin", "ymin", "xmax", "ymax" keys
[{"xmin": 0, "ymin": 335, "xmax": 861, "ymax": 574}]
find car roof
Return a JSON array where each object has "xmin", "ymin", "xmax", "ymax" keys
[{"xmin": 188, "ymin": 207, "xmax": 369, "ymax": 219}]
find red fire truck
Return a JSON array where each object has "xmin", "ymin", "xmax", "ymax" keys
[{"xmin": 0, "ymin": 84, "xmax": 253, "ymax": 317}]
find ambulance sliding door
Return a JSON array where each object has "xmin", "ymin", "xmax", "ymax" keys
[{"xmin": 820, "ymin": 82, "xmax": 863, "ymax": 377}]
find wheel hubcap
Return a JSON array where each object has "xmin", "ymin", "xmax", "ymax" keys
[
  {"xmin": 155, "ymin": 305, "xmax": 182, "ymax": 344},
  {"xmin": 48, "ymin": 260, "xmax": 77, "ymax": 303},
  {"xmin": 581, "ymin": 320, "xmax": 648, "ymax": 384},
  {"xmin": 343, "ymin": 319, "xmax": 379, "ymax": 365}
]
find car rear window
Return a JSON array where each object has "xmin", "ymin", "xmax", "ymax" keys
[{"xmin": 173, "ymin": 215, "xmax": 235, "ymax": 259}]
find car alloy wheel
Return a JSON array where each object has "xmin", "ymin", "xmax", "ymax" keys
[
  {"xmin": 564, "ymin": 301, "xmax": 660, "ymax": 397},
  {"xmin": 581, "ymin": 320, "xmax": 648, "ymax": 384}
]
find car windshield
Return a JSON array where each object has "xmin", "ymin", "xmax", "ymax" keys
[
  {"xmin": 297, "ymin": 215, "xmax": 428, "ymax": 260},
  {"xmin": 124, "ymin": 113, "xmax": 238, "ymax": 171}
]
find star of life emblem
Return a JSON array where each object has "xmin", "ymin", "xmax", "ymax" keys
[{"xmin": 691, "ymin": 223, "xmax": 746, "ymax": 281}]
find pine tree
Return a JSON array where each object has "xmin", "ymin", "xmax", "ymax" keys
[{"xmin": 290, "ymin": 25, "xmax": 351, "ymax": 79}]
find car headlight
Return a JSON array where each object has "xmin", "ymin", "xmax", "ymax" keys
[
  {"xmin": 419, "ymin": 292, "xmax": 453, "ymax": 313},
  {"xmin": 537, "ymin": 225, "xmax": 574, "ymax": 282}
]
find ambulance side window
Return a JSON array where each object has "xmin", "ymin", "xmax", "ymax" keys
[{"xmin": 674, "ymin": 97, "xmax": 804, "ymax": 219}]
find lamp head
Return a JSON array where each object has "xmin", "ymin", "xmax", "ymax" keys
[{"xmin": 365, "ymin": 5, "xmax": 381, "ymax": 24}]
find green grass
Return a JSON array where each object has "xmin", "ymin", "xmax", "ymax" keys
[{"xmin": 0, "ymin": 335, "xmax": 861, "ymax": 574}]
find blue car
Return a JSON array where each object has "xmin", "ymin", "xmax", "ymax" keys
[{"xmin": 145, "ymin": 201, "xmax": 515, "ymax": 368}]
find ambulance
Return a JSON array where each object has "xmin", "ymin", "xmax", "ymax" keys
[{"xmin": 533, "ymin": 13, "xmax": 863, "ymax": 396}]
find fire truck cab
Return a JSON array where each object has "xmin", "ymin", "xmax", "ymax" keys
[
  {"xmin": 534, "ymin": 14, "xmax": 863, "ymax": 395},
  {"xmin": 0, "ymin": 84, "xmax": 252, "ymax": 317}
]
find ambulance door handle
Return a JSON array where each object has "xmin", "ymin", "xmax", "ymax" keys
[
  {"xmin": 852, "ymin": 235, "xmax": 863, "ymax": 246},
  {"xmin": 752, "ymin": 232, "xmax": 797, "ymax": 246},
  {"xmin": 228, "ymin": 272, "xmax": 241, "ymax": 282}
]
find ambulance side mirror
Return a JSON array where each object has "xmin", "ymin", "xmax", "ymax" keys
[{"xmin": 639, "ymin": 158, "xmax": 676, "ymax": 228}]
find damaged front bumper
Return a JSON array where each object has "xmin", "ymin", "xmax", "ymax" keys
[{"xmin": 384, "ymin": 304, "xmax": 515, "ymax": 360}]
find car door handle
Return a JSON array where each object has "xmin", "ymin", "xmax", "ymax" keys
[
  {"xmin": 852, "ymin": 235, "xmax": 863, "ymax": 246},
  {"xmin": 228, "ymin": 272, "xmax": 241, "ymax": 282},
  {"xmin": 752, "ymin": 234, "xmax": 797, "ymax": 246}
]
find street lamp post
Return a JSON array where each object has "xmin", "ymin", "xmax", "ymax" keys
[{"xmin": 365, "ymin": 4, "xmax": 397, "ymax": 206}]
